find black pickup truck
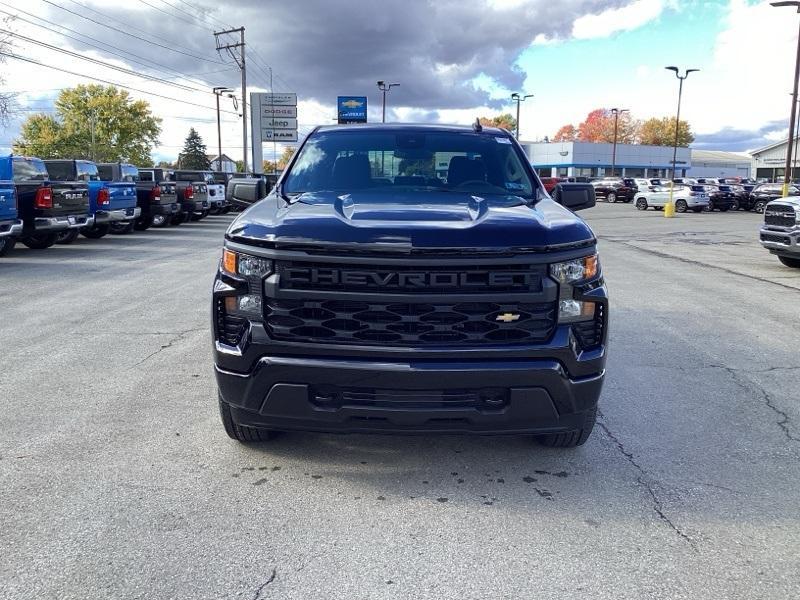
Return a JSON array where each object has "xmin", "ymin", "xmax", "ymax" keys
[
  {"xmin": 139, "ymin": 168, "xmax": 197, "ymax": 226},
  {"xmin": 98, "ymin": 162, "xmax": 179, "ymax": 230},
  {"xmin": 0, "ymin": 155, "xmax": 91, "ymax": 249},
  {"xmin": 212, "ymin": 123, "xmax": 608, "ymax": 448},
  {"xmin": 169, "ymin": 170, "xmax": 211, "ymax": 221}
]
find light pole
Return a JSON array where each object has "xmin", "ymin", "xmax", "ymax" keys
[
  {"xmin": 610, "ymin": 108, "xmax": 629, "ymax": 177},
  {"xmin": 213, "ymin": 87, "xmax": 233, "ymax": 171},
  {"xmin": 377, "ymin": 80, "xmax": 400, "ymax": 123},
  {"xmin": 664, "ymin": 66, "xmax": 699, "ymax": 215},
  {"xmin": 511, "ymin": 92, "xmax": 533, "ymax": 139},
  {"xmin": 772, "ymin": 2, "xmax": 800, "ymax": 194}
]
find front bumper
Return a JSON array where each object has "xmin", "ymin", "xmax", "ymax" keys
[
  {"xmin": 0, "ymin": 219, "xmax": 23, "ymax": 238},
  {"xmin": 216, "ymin": 356, "xmax": 604, "ymax": 434},
  {"xmin": 34, "ymin": 214, "xmax": 94, "ymax": 232},
  {"xmin": 760, "ymin": 226, "xmax": 800, "ymax": 256},
  {"xmin": 94, "ymin": 206, "xmax": 142, "ymax": 224}
]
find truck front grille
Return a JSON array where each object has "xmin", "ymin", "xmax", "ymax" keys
[
  {"xmin": 311, "ymin": 387, "xmax": 506, "ymax": 409},
  {"xmin": 765, "ymin": 205, "xmax": 796, "ymax": 227},
  {"xmin": 760, "ymin": 232, "xmax": 789, "ymax": 245},
  {"xmin": 265, "ymin": 299, "xmax": 557, "ymax": 346}
]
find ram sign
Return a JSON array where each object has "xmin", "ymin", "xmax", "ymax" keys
[{"xmin": 338, "ymin": 96, "xmax": 368, "ymax": 124}]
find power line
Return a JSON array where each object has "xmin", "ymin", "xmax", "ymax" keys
[
  {"xmin": 3, "ymin": 29, "xmax": 215, "ymax": 96},
  {"xmin": 137, "ymin": 0, "xmax": 209, "ymax": 31},
  {"xmin": 40, "ymin": 0, "xmax": 226, "ymax": 64},
  {"xmin": 1, "ymin": 51, "xmax": 239, "ymax": 115}
]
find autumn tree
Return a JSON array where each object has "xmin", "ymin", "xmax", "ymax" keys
[
  {"xmin": 277, "ymin": 146, "xmax": 296, "ymax": 170},
  {"xmin": 639, "ymin": 116, "xmax": 694, "ymax": 147},
  {"xmin": 479, "ymin": 113, "xmax": 517, "ymax": 132},
  {"xmin": 553, "ymin": 124, "xmax": 577, "ymax": 142},
  {"xmin": 178, "ymin": 128, "xmax": 210, "ymax": 169},
  {"xmin": 13, "ymin": 85, "xmax": 161, "ymax": 163}
]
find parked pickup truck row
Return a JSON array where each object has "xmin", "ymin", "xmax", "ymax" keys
[{"xmin": 0, "ymin": 153, "xmax": 237, "ymax": 256}]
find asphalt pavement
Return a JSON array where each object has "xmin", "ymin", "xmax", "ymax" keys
[{"xmin": 1, "ymin": 204, "xmax": 799, "ymax": 599}]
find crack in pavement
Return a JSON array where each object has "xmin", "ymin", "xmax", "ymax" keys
[
  {"xmin": 597, "ymin": 412, "xmax": 697, "ymax": 551},
  {"xmin": 129, "ymin": 327, "xmax": 207, "ymax": 368},
  {"xmin": 711, "ymin": 365, "xmax": 800, "ymax": 443},
  {"xmin": 252, "ymin": 568, "xmax": 277, "ymax": 600}
]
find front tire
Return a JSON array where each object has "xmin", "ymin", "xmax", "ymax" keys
[
  {"xmin": 0, "ymin": 236, "xmax": 16, "ymax": 257},
  {"xmin": 675, "ymin": 199, "xmax": 688, "ymax": 213},
  {"xmin": 778, "ymin": 256, "xmax": 800, "ymax": 268},
  {"xmin": 22, "ymin": 232, "xmax": 57, "ymax": 249},
  {"xmin": 535, "ymin": 407, "xmax": 597, "ymax": 448},
  {"xmin": 635, "ymin": 198, "xmax": 648, "ymax": 210},
  {"xmin": 81, "ymin": 224, "xmax": 110, "ymax": 239},
  {"xmin": 754, "ymin": 200, "xmax": 767, "ymax": 213},
  {"xmin": 218, "ymin": 395, "xmax": 278, "ymax": 443},
  {"xmin": 607, "ymin": 192, "xmax": 617, "ymax": 203},
  {"xmin": 55, "ymin": 229, "xmax": 79, "ymax": 245}
]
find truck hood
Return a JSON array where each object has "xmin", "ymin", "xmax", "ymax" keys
[{"xmin": 226, "ymin": 190, "xmax": 595, "ymax": 252}]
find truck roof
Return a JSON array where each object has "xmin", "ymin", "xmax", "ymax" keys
[{"xmin": 313, "ymin": 122, "xmax": 512, "ymax": 136}]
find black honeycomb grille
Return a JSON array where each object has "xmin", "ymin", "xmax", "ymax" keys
[{"xmin": 266, "ymin": 299, "xmax": 557, "ymax": 346}]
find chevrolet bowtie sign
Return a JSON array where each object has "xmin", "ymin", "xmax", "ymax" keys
[{"xmin": 337, "ymin": 96, "xmax": 368, "ymax": 124}]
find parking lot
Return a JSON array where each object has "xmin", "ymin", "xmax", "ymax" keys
[{"xmin": 1, "ymin": 204, "xmax": 799, "ymax": 599}]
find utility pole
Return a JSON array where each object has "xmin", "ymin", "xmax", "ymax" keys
[
  {"xmin": 664, "ymin": 66, "xmax": 699, "ymax": 216},
  {"xmin": 213, "ymin": 87, "xmax": 232, "ymax": 171},
  {"xmin": 610, "ymin": 108, "xmax": 629, "ymax": 177},
  {"xmin": 771, "ymin": 2, "xmax": 800, "ymax": 195},
  {"xmin": 89, "ymin": 109, "xmax": 97, "ymax": 162},
  {"xmin": 214, "ymin": 27, "xmax": 248, "ymax": 172},
  {"xmin": 377, "ymin": 80, "xmax": 399, "ymax": 123},
  {"xmin": 510, "ymin": 92, "xmax": 533, "ymax": 139}
]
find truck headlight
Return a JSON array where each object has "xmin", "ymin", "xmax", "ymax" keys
[
  {"xmin": 550, "ymin": 255, "xmax": 598, "ymax": 284},
  {"xmin": 559, "ymin": 299, "xmax": 595, "ymax": 322},
  {"xmin": 222, "ymin": 248, "xmax": 273, "ymax": 278}
]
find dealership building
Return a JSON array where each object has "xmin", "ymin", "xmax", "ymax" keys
[
  {"xmin": 751, "ymin": 140, "xmax": 796, "ymax": 180},
  {"xmin": 521, "ymin": 141, "xmax": 753, "ymax": 179}
]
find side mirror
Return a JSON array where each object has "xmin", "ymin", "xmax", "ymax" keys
[{"xmin": 551, "ymin": 183, "xmax": 595, "ymax": 212}]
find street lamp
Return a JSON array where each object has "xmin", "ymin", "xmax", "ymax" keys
[
  {"xmin": 511, "ymin": 92, "xmax": 533, "ymax": 139},
  {"xmin": 213, "ymin": 86, "xmax": 233, "ymax": 171},
  {"xmin": 610, "ymin": 108, "xmax": 629, "ymax": 177},
  {"xmin": 377, "ymin": 80, "xmax": 400, "ymax": 123},
  {"xmin": 664, "ymin": 66, "xmax": 699, "ymax": 214},
  {"xmin": 771, "ymin": 2, "xmax": 800, "ymax": 195}
]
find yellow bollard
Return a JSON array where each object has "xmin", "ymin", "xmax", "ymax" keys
[{"xmin": 664, "ymin": 181, "xmax": 676, "ymax": 218}]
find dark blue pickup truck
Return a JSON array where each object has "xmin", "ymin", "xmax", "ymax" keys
[
  {"xmin": 0, "ymin": 180, "xmax": 23, "ymax": 256},
  {"xmin": 0, "ymin": 155, "xmax": 91, "ymax": 249},
  {"xmin": 44, "ymin": 159, "xmax": 139, "ymax": 242}
]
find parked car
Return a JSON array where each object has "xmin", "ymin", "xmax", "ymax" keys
[
  {"xmin": 98, "ymin": 162, "xmax": 179, "ymax": 230},
  {"xmin": 0, "ymin": 155, "xmax": 91, "ymax": 249},
  {"xmin": 634, "ymin": 184, "xmax": 709, "ymax": 213},
  {"xmin": 45, "ymin": 159, "xmax": 139, "ymax": 241},
  {"xmin": 623, "ymin": 178, "xmax": 651, "ymax": 193},
  {"xmin": 700, "ymin": 184, "xmax": 736, "ymax": 212},
  {"xmin": 213, "ymin": 123, "xmax": 607, "ymax": 447},
  {"xmin": 169, "ymin": 170, "xmax": 212, "ymax": 221},
  {"xmin": 759, "ymin": 198, "xmax": 800, "ymax": 268},
  {"xmin": 749, "ymin": 183, "xmax": 800, "ymax": 213},
  {"xmin": 139, "ymin": 168, "xmax": 200, "ymax": 225},
  {"xmin": 591, "ymin": 178, "xmax": 635, "ymax": 203},
  {"xmin": 718, "ymin": 184, "xmax": 748, "ymax": 211},
  {"xmin": 211, "ymin": 171, "xmax": 234, "ymax": 213},
  {"xmin": 0, "ymin": 180, "xmax": 23, "ymax": 256},
  {"xmin": 136, "ymin": 168, "xmax": 182, "ymax": 227},
  {"xmin": 173, "ymin": 170, "xmax": 223, "ymax": 216}
]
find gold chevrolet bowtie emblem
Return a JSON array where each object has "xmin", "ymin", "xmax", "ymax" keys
[{"xmin": 496, "ymin": 313, "xmax": 520, "ymax": 323}]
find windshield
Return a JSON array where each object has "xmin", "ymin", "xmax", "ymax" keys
[{"xmin": 282, "ymin": 129, "xmax": 536, "ymax": 200}]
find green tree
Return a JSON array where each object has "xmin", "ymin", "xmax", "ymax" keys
[
  {"xmin": 179, "ymin": 128, "xmax": 210, "ymax": 169},
  {"xmin": 479, "ymin": 113, "xmax": 517, "ymax": 132},
  {"xmin": 639, "ymin": 116, "xmax": 694, "ymax": 147},
  {"xmin": 13, "ymin": 85, "xmax": 160, "ymax": 163}
]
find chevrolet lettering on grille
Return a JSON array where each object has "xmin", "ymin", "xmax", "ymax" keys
[{"xmin": 282, "ymin": 267, "xmax": 538, "ymax": 289}]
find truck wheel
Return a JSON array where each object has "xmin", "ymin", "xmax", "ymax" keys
[
  {"xmin": 635, "ymin": 198, "xmax": 648, "ymax": 210},
  {"xmin": 110, "ymin": 222, "xmax": 134, "ymax": 234},
  {"xmin": 81, "ymin": 224, "xmax": 110, "ymax": 239},
  {"xmin": 675, "ymin": 199, "xmax": 688, "ymax": 213},
  {"xmin": 55, "ymin": 229, "xmax": 79, "ymax": 244},
  {"xmin": 731, "ymin": 199, "xmax": 740, "ymax": 211},
  {"xmin": 22, "ymin": 232, "xmax": 57, "ymax": 249},
  {"xmin": 134, "ymin": 215, "xmax": 154, "ymax": 231},
  {"xmin": 152, "ymin": 214, "xmax": 170, "ymax": 227},
  {"xmin": 218, "ymin": 395, "xmax": 278, "ymax": 443},
  {"xmin": 778, "ymin": 256, "xmax": 800, "ymax": 268},
  {"xmin": 607, "ymin": 192, "xmax": 617, "ymax": 203},
  {"xmin": 705, "ymin": 200, "xmax": 714, "ymax": 212},
  {"xmin": 754, "ymin": 200, "xmax": 767, "ymax": 213},
  {"xmin": 0, "ymin": 236, "xmax": 16, "ymax": 257},
  {"xmin": 535, "ymin": 407, "xmax": 597, "ymax": 448}
]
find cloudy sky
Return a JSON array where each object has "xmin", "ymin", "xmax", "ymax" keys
[{"xmin": 0, "ymin": 0, "xmax": 796, "ymax": 163}]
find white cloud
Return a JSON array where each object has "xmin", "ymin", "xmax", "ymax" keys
[{"xmin": 572, "ymin": 0, "xmax": 666, "ymax": 40}]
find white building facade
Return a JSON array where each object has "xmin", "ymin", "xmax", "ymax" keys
[{"xmin": 685, "ymin": 150, "xmax": 752, "ymax": 179}]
